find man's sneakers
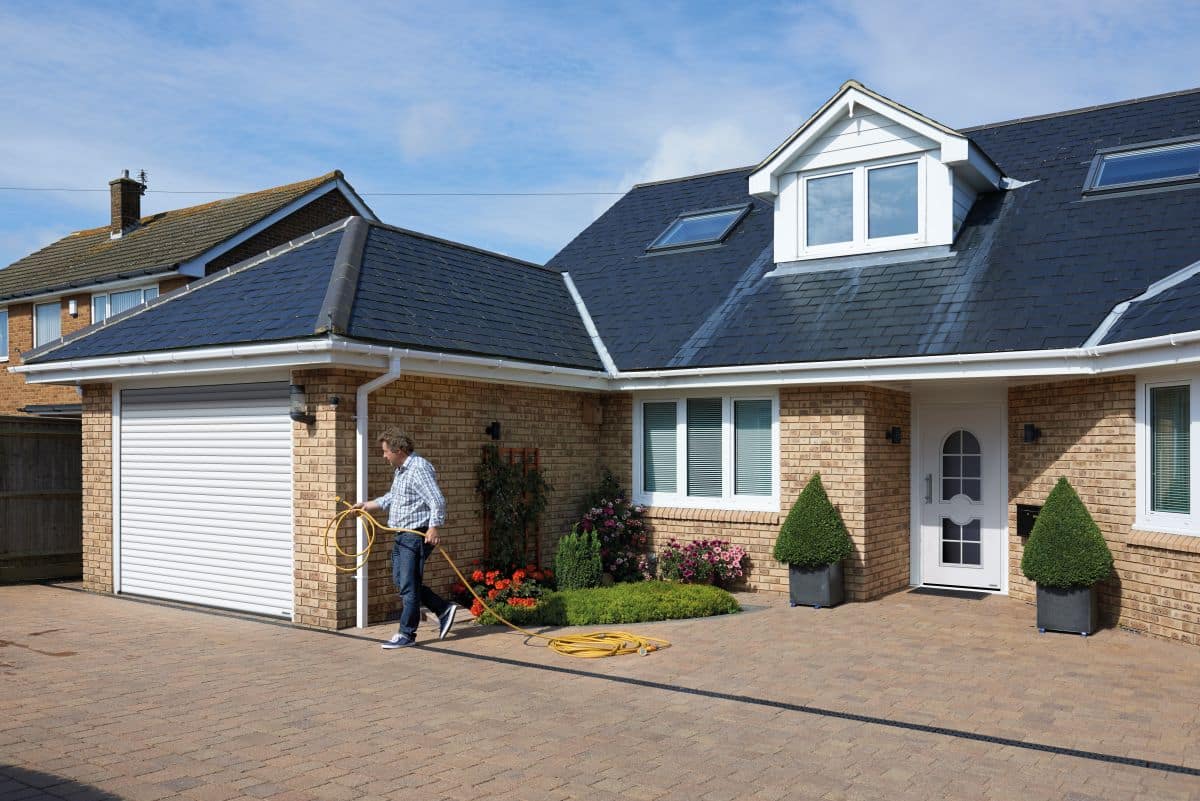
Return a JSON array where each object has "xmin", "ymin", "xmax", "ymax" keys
[
  {"xmin": 381, "ymin": 633, "xmax": 416, "ymax": 650},
  {"xmin": 438, "ymin": 604, "xmax": 459, "ymax": 640}
]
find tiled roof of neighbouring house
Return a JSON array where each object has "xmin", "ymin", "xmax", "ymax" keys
[
  {"xmin": 22, "ymin": 218, "xmax": 604, "ymax": 371},
  {"xmin": 0, "ymin": 171, "xmax": 345, "ymax": 301},
  {"xmin": 548, "ymin": 88, "xmax": 1200, "ymax": 370}
]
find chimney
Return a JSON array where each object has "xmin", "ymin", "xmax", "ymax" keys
[{"xmin": 109, "ymin": 169, "xmax": 145, "ymax": 237}]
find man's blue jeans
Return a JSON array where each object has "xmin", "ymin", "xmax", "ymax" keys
[{"xmin": 392, "ymin": 530, "xmax": 450, "ymax": 639}]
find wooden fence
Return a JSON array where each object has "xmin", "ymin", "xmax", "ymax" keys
[{"xmin": 0, "ymin": 416, "xmax": 82, "ymax": 581}]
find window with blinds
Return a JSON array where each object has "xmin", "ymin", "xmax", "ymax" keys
[
  {"xmin": 0, "ymin": 308, "xmax": 8, "ymax": 359},
  {"xmin": 643, "ymin": 402, "xmax": 677, "ymax": 493},
  {"xmin": 1150, "ymin": 385, "xmax": 1190, "ymax": 514},
  {"xmin": 34, "ymin": 301, "xmax": 61, "ymax": 347},
  {"xmin": 637, "ymin": 395, "xmax": 776, "ymax": 509}
]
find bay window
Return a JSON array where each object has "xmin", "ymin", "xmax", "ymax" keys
[{"xmin": 636, "ymin": 393, "xmax": 778, "ymax": 511}]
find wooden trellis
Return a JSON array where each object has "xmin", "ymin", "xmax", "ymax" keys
[{"xmin": 480, "ymin": 446, "xmax": 542, "ymax": 567}]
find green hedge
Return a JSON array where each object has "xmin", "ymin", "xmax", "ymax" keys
[
  {"xmin": 475, "ymin": 581, "xmax": 740, "ymax": 626},
  {"xmin": 1020, "ymin": 477, "xmax": 1113, "ymax": 589},
  {"xmin": 773, "ymin": 473, "xmax": 853, "ymax": 568}
]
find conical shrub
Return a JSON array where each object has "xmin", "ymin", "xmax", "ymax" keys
[
  {"xmin": 773, "ymin": 473, "xmax": 853, "ymax": 568},
  {"xmin": 1020, "ymin": 477, "xmax": 1113, "ymax": 589}
]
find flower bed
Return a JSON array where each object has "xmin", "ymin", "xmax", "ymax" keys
[
  {"xmin": 473, "ymin": 580, "xmax": 740, "ymax": 627},
  {"xmin": 656, "ymin": 538, "xmax": 748, "ymax": 586}
]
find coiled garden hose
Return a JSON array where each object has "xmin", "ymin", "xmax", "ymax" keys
[{"xmin": 324, "ymin": 499, "xmax": 670, "ymax": 658}]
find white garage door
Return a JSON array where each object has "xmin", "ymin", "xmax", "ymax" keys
[{"xmin": 119, "ymin": 382, "xmax": 294, "ymax": 617}]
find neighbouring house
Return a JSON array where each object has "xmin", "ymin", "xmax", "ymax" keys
[
  {"xmin": 12, "ymin": 82, "xmax": 1200, "ymax": 647},
  {"xmin": 0, "ymin": 170, "xmax": 375, "ymax": 581}
]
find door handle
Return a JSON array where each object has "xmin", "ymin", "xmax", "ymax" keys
[{"xmin": 924, "ymin": 474, "xmax": 932, "ymax": 504}]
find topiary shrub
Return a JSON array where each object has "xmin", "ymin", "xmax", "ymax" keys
[
  {"xmin": 554, "ymin": 526, "xmax": 602, "ymax": 590},
  {"xmin": 1021, "ymin": 477, "xmax": 1113, "ymax": 589},
  {"xmin": 773, "ymin": 473, "xmax": 853, "ymax": 568}
]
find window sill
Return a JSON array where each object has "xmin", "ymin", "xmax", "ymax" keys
[
  {"xmin": 642, "ymin": 506, "xmax": 782, "ymax": 526},
  {"xmin": 1128, "ymin": 526, "xmax": 1200, "ymax": 555}
]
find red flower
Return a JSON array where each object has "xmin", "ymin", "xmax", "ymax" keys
[
  {"xmin": 487, "ymin": 588, "xmax": 498, "ymax": 600},
  {"xmin": 471, "ymin": 570, "xmax": 485, "ymax": 583},
  {"xmin": 470, "ymin": 599, "xmax": 484, "ymax": 617}
]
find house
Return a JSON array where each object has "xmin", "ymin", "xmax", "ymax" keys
[
  {"xmin": 0, "ymin": 169, "xmax": 376, "ymax": 416},
  {"xmin": 12, "ymin": 82, "xmax": 1200, "ymax": 646}
]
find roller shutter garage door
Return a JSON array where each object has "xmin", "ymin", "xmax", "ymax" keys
[{"xmin": 119, "ymin": 383, "xmax": 294, "ymax": 617}]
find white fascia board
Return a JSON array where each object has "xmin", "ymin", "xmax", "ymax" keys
[
  {"xmin": 0, "ymin": 272, "xmax": 182, "ymax": 307},
  {"xmin": 175, "ymin": 178, "xmax": 378, "ymax": 278},
  {"xmin": 940, "ymin": 141, "xmax": 1002, "ymax": 191},
  {"xmin": 13, "ymin": 336, "xmax": 612, "ymax": 391},
  {"xmin": 750, "ymin": 86, "xmax": 967, "ymax": 198}
]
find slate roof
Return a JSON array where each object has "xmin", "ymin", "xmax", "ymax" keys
[
  {"xmin": 1102, "ymin": 271, "xmax": 1200, "ymax": 344},
  {"xmin": 23, "ymin": 218, "xmax": 603, "ymax": 371},
  {"xmin": 0, "ymin": 171, "xmax": 345, "ymax": 301},
  {"xmin": 549, "ymin": 88, "xmax": 1200, "ymax": 370}
]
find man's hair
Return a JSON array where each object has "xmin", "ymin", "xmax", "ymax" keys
[{"xmin": 376, "ymin": 429, "xmax": 415, "ymax": 454}]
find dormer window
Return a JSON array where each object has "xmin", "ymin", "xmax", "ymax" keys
[
  {"xmin": 1086, "ymin": 138, "xmax": 1200, "ymax": 193},
  {"xmin": 647, "ymin": 204, "xmax": 749, "ymax": 252},
  {"xmin": 801, "ymin": 158, "xmax": 921, "ymax": 253}
]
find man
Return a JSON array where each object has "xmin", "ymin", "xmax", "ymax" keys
[{"xmin": 353, "ymin": 430, "xmax": 458, "ymax": 649}]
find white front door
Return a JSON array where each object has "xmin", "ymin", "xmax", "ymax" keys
[{"xmin": 917, "ymin": 404, "xmax": 1005, "ymax": 591}]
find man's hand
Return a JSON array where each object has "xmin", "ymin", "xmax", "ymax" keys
[
  {"xmin": 352, "ymin": 501, "xmax": 379, "ymax": 513},
  {"xmin": 424, "ymin": 526, "xmax": 440, "ymax": 546}
]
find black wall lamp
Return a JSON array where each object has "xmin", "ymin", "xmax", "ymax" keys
[
  {"xmin": 1023, "ymin": 423, "xmax": 1041, "ymax": 444},
  {"xmin": 885, "ymin": 426, "xmax": 902, "ymax": 444},
  {"xmin": 485, "ymin": 420, "xmax": 502, "ymax": 441},
  {"xmin": 289, "ymin": 384, "xmax": 316, "ymax": 425}
]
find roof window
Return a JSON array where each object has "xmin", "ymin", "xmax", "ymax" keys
[
  {"xmin": 1086, "ymin": 138, "xmax": 1200, "ymax": 192},
  {"xmin": 647, "ymin": 205, "xmax": 749, "ymax": 252}
]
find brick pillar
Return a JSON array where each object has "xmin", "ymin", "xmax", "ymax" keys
[{"xmin": 81, "ymin": 384, "xmax": 113, "ymax": 592}]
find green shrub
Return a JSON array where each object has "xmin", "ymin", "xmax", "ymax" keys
[
  {"xmin": 475, "ymin": 581, "xmax": 740, "ymax": 626},
  {"xmin": 773, "ymin": 473, "xmax": 853, "ymax": 568},
  {"xmin": 554, "ymin": 526, "xmax": 602, "ymax": 590},
  {"xmin": 1020, "ymin": 477, "xmax": 1113, "ymax": 589}
]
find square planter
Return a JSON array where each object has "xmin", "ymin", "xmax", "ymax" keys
[
  {"xmin": 788, "ymin": 562, "xmax": 844, "ymax": 608},
  {"xmin": 1036, "ymin": 584, "xmax": 1098, "ymax": 635}
]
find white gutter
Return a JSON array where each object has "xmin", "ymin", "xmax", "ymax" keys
[{"xmin": 355, "ymin": 355, "xmax": 403, "ymax": 628}]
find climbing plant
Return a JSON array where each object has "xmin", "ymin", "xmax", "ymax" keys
[{"xmin": 476, "ymin": 445, "xmax": 551, "ymax": 569}]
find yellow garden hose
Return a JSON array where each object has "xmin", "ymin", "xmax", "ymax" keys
[{"xmin": 324, "ymin": 499, "xmax": 670, "ymax": 658}]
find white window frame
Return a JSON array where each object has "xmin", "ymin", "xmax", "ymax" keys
[
  {"xmin": 799, "ymin": 155, "xmax": 925, "ymax": 259},
  {"xmin": 33, "ymin": 301, "xmax": 61, "ymax": 347},
  {"xmin": 632, "ymin": 390, "xmax": 780, "ymax": 512},
  {"xmin": 0, "ymin": 307, "xmax": 8, "ymax": 362},
  {"xmin": 92, "ymin": 284, "xmax": 159, "ymax": 323},
  {"xmin": 1136, "ymin": 373, "xmax": 1200, "ymax": 536}
]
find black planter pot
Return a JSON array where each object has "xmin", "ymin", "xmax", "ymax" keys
[
  {"xmin": 1036, "ymin": 584, "xmax": 1098, "ymax": 636},
  {"xmin": 788, "ymin": 562, "xmax": 843, "ymax": 608}
]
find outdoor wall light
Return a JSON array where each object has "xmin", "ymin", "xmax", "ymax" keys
[
  {"xmin": 485, "ymin": 421, "xmax": 501, "ymax": 441},
  {"xmin": 1023, "ymin": 423, "xmax": 1041, "ymax": 444},
  {"xmin": 885, "ymin": 426, "xmax": 902, "ymax": 444},
  {"xmin": 329, "ymin": 396, "xmax": 341, "ymax": 409},
  {"xmin": 289, "ymin": 384, "xmax": 316, "ymax": 425},
  {"xmin": 68, "ymin": 299, "xmax": 78, "ymax": 318}
]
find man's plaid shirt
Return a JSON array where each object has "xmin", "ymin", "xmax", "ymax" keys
[{"xmin": 372, "ymin": 453, "xmax": 447, "ymax": 530}]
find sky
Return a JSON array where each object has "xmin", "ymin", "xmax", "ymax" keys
[{"xmin": 0, "ymin": 0, "xmax": 1197, "ymax": 268}]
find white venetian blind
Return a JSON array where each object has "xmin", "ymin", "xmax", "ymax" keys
[
  {"xmin": 643, "ymin": 402, "xmax": 677, "ymax": 493},
  {"xmin": 1151, "ymin": 385, "xmax": 1190, "ymax": 514},
  {"xmin": 734, "ymin": 399, "xmax": 772, "ymax": 496},
  {"xmin": 687, "ymin": 398, "xmax": 723, "ymax": 497}
]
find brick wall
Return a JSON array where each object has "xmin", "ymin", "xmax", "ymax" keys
[
  {"xmin": 288, "ymin": 369, "xmax": 610, "ymax": 628},
  {"xmin": 0, "ymin": 295, "xmax": 93, "ymax": 413},
  {"xmin": 1009, "ymin": 375, "xmax": 1200, "ymax": 645},
  {"xmin": 206, "ymin": 190, "xmax": 358, "ymax": 274},
  {"xmin": 80, "ymin": 384, "xmax": 112, "ymax": 592},
  {"xmin": 628, "ymin": 386, "xmax": 910, "ymax": 600}
]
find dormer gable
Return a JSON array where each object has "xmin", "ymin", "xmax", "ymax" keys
[{"xmin": 750, "ymin": 81, "xmax": 1002, "ymax": 265}]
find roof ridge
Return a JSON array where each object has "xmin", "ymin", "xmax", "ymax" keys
[
  {"xmin": 962, "ymin": 86, "xmax": 1200, "ymax": 132},
  {"xmin": 21, "ymin": 217, "xmax": 352, "ymax": 363},
  {"xmin": 316, "ymin": 217, "xmax": 369, "ymax": 335},
  {"xmin": 365, "ymin": 219, "xmax": 558, "ymax": 273},
  {"xmin": 631, "ymin": 165, "xmax": 754, "ymax": 189}
]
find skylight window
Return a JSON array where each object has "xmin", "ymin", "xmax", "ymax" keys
[
  {"xmin": 1087, "ymin": 139, "xmax": 1200, "ymax": 192},
  {"xmin": 647, "ymin": 205, "xmax": 749, "ymax": 251}
]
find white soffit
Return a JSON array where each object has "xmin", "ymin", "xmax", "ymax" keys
[{"xmin": 749, "ymin": 81, "xmax": 1001, "ymax": 197}]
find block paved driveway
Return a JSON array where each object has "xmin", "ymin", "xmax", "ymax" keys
[{"xmin": 3, "ymin": 583, "xmax": 1200, "ymax": 801}]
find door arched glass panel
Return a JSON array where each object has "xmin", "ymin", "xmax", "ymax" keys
[{"xmin": 941, "ymin": 429, "xmax": 982, "ymax": 502}]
